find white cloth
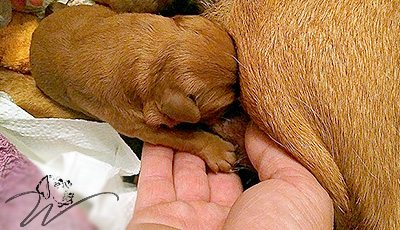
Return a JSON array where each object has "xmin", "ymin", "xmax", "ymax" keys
[{"xmin": 0, "ymin": 91, "xmax": 141, "ymax": 230}]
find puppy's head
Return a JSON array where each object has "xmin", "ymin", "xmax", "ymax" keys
[{"xmin": 143, "ymin": 15, "xmax": 238, "ymax": 127}]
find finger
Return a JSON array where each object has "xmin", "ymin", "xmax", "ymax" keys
[
  {"xmin": 29, "ymin": 0, "xmax": 43, "ymax": 6},
  {"xmin": 11, "ymin": 0, "xmax": 26, "ymax": 11},
  {"xmin": 208, "ymin": 172, "xmax": 242, "ymax": 207},
  {"xmin": 225, "ymin": 122, "xmax": 334, "ymax": 229},
  {"xmin": 245, "ymin": 121, "xmax": 333, "ymax": 213},
  {"xmin": 245, "ymin": 121, "xmax": 311, "ymax": 182},
  {"xmin": 173, "ymin": 152, "xmax": 209, "ymax": 202},
  {"xmin": 134, "ymin": 143, "xmax": 176, "ymax": 212}
]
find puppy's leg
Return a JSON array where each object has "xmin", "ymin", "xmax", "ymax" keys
[{"xmin": 133, "ymin": 125, "xmax": 236, "ymax": 172}]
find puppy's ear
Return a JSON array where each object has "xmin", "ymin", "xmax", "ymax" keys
[
  {"xmin": 160, "ymin": 88, "xmax": 200, "ymax": 123},
  {"xmin": 36, "ymin": 175, "xmax": 51, "ymax": 199}
]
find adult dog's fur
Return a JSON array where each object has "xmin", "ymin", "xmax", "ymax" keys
[
  {"xmin": 30, "ymin": 5, "xmax": 238, "ymax": 172},
  {"xmin": 205, "ymin": 0, "xmax": 400, "ymax": 228}
]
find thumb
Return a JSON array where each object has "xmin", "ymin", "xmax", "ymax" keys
[
  {"xmin": 244, "ymin": 121, "xmax": 306, "ymax": 181},
  {"xmin": 223, "ymin": 121, "xmax": 334, "ymax": 229}
]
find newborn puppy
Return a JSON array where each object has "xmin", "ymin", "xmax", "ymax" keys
[
  {"xmin": 30, "ymin": 5, "xmax": 238, "ymax": 172},
  {"xmin": 205, "ymin": 0, "xmax": 400, "ymax": 228}
]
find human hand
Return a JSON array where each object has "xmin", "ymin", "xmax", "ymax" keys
[
  {"xmin": 10, "ymin": 0, "xmax": 43, "ymax": 11},
  {"xmin": 127, "ymin": 143, "xmax": 243, "ymax": 230},
  {"xmin": 224, "ymin": 122, "xmax": 334, "ymax": 229},
  {"xmin": 128, "ymin": 121, "xmax": 334, "ymax": 230}
]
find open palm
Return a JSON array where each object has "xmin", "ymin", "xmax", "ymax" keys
[{"xmin": 128, "ymin": 144, "xmax": 242, "ymax": 230}]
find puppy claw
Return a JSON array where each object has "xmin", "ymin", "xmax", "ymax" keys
[
  {"xmin": 202, "ymin": 150, "xmax": 237, "ymax": 172},
  {"xmin": 196, "ymin": 135, "xmax": 237, "ymax": 172},
  {"xmin": 208, "ymin": 163, "xmax": 219, "ymax": 173},
  {"xmin": 217, "ymin": 159, "xmax": 234, "ymax": 172},
  {"xmin": 226, "ymin": 151, "xmax": 237, "ymax": 165}
]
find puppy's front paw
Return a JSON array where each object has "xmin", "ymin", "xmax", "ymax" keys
[{"xmin": 200, "ymin": 138, "xmax": 237, "ymax": 172}]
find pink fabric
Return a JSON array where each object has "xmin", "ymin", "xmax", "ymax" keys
[
  {"xmin": 0, "ymin": 133, "xmax": 30, "ymax": 186},
  {"xmin": 0, "ymin": 133, "xmax": 95, "ymax": 230}
]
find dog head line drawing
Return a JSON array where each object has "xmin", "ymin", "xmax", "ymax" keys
[{"xmin": 36, "ymin": 175, "xmax": 74, "ymax": 208}]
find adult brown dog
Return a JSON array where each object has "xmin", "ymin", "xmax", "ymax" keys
[
  {"xmin": 203, "ymin": 0, "xmax": 399, "ymax": 229},
  {"xmin": 30, "ymin": 5, "xmax": 238, "ymax": 172}
]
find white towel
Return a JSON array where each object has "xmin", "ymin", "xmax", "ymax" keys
[{"xmin": 0, "ymin": 91, "xmax": 141, "ymax": 230}]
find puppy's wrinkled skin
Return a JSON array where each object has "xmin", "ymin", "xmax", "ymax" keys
[
  {"xmin": 30, "ymin": 5, "xmax": 238, "ymax": 172},
  {"xmin": 205, "ymin": 0, "xmax": 400, "ymax": 229}
]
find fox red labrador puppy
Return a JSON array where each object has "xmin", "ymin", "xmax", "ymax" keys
[{"xmin": 29, "ymin": 5, "xmax": 238, "ymax": 172}]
